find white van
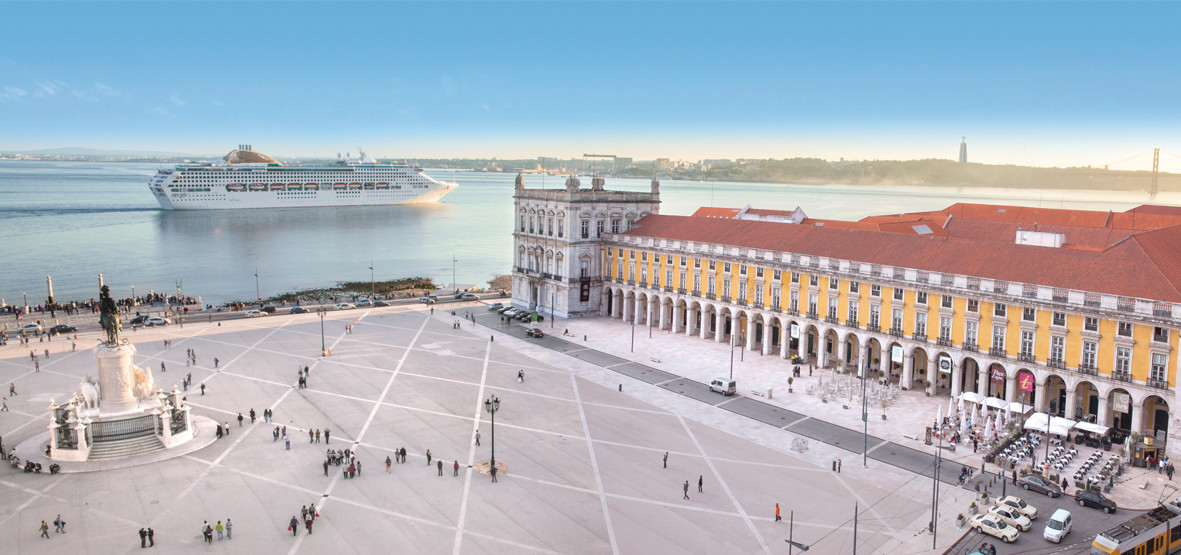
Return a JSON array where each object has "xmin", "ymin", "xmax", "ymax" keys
[
  {"xmin": 1043, "ymin": 508, "xmax": 1072, "ymax": 543},
  {"xmin": 709, "ymin": 378, "xmax": 736, "ymax": 395}
]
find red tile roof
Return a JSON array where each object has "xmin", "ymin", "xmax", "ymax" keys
[{"xmin": 622, "ymin": 213, "xmax": 1181, "ymax": 302}]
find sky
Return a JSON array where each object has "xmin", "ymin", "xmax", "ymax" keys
[{"xmin": 1, "ymin": 1, "xmax": 1179, "ymax": 171}]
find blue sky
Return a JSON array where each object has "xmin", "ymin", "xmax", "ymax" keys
[{"xmin": 1, "ymin": 1, "xmax": 1178, "ymax": 170}]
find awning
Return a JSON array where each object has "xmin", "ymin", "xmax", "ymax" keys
[
  {"xmin": 1074, "ymin": 421, "xmax": 1110, "ymax": 436},
  {"xmin": 984, "ymin": 397, "xmax": 1008, "ymax": 410},
  {"xmin": 1024, "ymin": 412, "xmax": 1076, "ymax": 436},
  {"xmin": 1006, "ymin": 402, "xmax": 1034, "ymax": 414}
]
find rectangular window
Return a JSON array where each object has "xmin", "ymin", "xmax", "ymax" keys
[
  {"xmin": 694, "ymin": 258, "xmax": 701, "ymax": 268},
  {"xmin": 709, "ymin": 261, "xmax": 716, "ymax": 270},
  {"xmin": 754, "ymin": 288, "xmax": 763, "ymax": 306},
  {"xmin": 892, "ymin": 308, "xmax": 903, "ymax": 331},
  {"xmin": 707, "ymin": 277, "xmax": 715, "ymax": 296},
  {"xmin": 772, "ymin": 287, "xmax": 781, "ymax": 309},
  {"xmin": 1115, "ymin": 347, "xmax": 1131, "ymax": 374},
  {"xmin": 808, "ymin": 293, "xmax": 818, "ymax": 314},
  {"xmin": 829, "ymin": 278, "xmax": 839, "ymax": 290},
  {"xmin": 1152, "ymin": 353, "xmax": 1168, "ymax": 382},
  {"xmin": 994, "ymin": 303, "xmax": 1007, "ymax": 317},
  {"xmin": 628, "ymin": 264, "xmax": 634, "ymax": 282},
  {"xmin": 666, "ymin": 255, "xmax": 673, "ymax": 264},
  {"xmin": 557, "ymin": 219, "xmax": 563, "ymax": 237},
  {"xmin": 1154, "ymin": 327, "xmax": 1170, "ymax": 343},
  {"xmin": 1052, "ymin": 312, "xmax": 1066, "ymax": 327},
  {"xmin": 828, "ymin": 301, "xmax": 838, "ymax": 320},
  {"xmin": 756, "ymin": 267, "xmax": 764, "ymax": 278},
  {"xmin": 547, "ymin": 217, "xmax": 553, "ymax": 236},
  {"xmin": 581, "ymin": 220, "xmax": 589, "ymax": 238},
  {"xmin": 940, "ymin": 316, "xmax": 952, "ymax": 340},
  {"xmin": 869, "ymin": 305, "xmax": 881, "ymax": 328},
  {"xmin": 739, "ymin": 264, "xmax": 746, "ymax": 275},
  {"xmin": 992, "ymin": 325, "xmax": 1006, "ymax": 351},
  {"xmin": 965, "ymin": 321, "xmax": 978, "ymax": 347},
  {"xmin": 942, "ymin": 295, "xmax": 953, "ymax": 308},
  {"xmin": 916, "ymin": 291, "xmax": 927, "ymax": 305},
  {"xmin": 693, "ymin": 275, "xmax": 700, "ymax": 292},
  {"xmin": 680, "ymin": 256, "xmax": 687, "ymax": 267},
  {"xmin": 1023, "ymin": 307, "xmax": 1036, "ymax": 322},
  {"xmin": 915, "ymin": 311, "xmax": 927, "ymax": 336},
  {"xmin": 607, "ymin": 248, "xmax": 612, "ymax": 257},
  {"xmin": 722, "ymin": 279, "xmax": 731, "ymax": 299},
  {"xmin": 773, "ymin": 269, "xmax": 781, "ymax": 280},
  {"xmin": 616, "ymin": 265, "xmax": 623, "ymax": 280},
  {"xmin": 1082, "ymin": 341, "xmax": 1097, "ymax": 368},
  {"xmin": 849, "ymin": 301, "xmax": 859, "ymax": 325},
  {"xmin": 871, "ymin": 284, "xmax": 881, "ymax": 297},
  {"xmin": 611, "ymin": 219, "xmax": 620, "ymax": 234},
  {"xmin": 791, "ymin": 272, "xmax": 800, "ymax": 284},
  {"xmin": 790, "ymin": 291, "xmax": 799, "ymax": 311},
  {"xmin": 665, "ymin": 270, "xmax": 672, "ymax": 288},
  {"xmin": 1020, "ymin": 331, "xmax": 1034, "ymax": 358},
  {"xmin": 893, "ymin": 288, "xmax": 904, "ymax": 301},
  {"xmin": 809, "ymin": 274, "xmax": 819, "ymax": 286},
  {"xmin": 967, "ymin": 299, "xmax": 979, "ymax": 313},
  {"xmin": 737, "ymin": 285, "xmax": 746, "ymax": 303},
  {"xmin": 850, "ymin": 282, "xmax": 860, "ymax": 293},
  {"xmin": 528, "ymin": 216, "xmax": 534, "ymax": 233},
  {"xmin": 679, "ymin": 274, "xmax": 686, "ymax": 290},
  {"xmin": 596, "ymin": 220, "xmax": 604, "ymax": 237},
  {"xmin": 1118, "ymin": 322, "xmax": 1133, "ymax": 337},
  {"xmin": 629, "ymin": 250, "xmax": 635, "ymax": 260},
  {"xmin": 1050, "ymin": 336, "xmax": 1065, "ymax": 364},
  {"xmin": 641, "ymin": 266, "xmax": 648, "ymax": 285},
  {"xmin": 724, "ymin": 262, "xmax": 731, "ymax": 273},
  {"xmin": 1084, "ymin": 317, "xmax": 1099, "ymax": 332},
  {"xmin": 521, "ymin": 215, "xmax": 526, "ymax": 232},
  {"xmin": 641, "ymin": 252, "xmax": 647, "ymax": 261}
]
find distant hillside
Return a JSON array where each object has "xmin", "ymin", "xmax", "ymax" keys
[{"xmin": 620, "ymin": 158, "xmax": 1180, "ymax": 192}]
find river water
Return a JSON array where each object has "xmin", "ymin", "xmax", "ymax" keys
[{"xmin": 1, "ymin": 161, "xmax": 1174, "ymax": 306}]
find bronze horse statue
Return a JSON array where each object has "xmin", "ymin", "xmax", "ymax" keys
[{"xmin": 98, "ymin": 285, "xmax": 121, "ymax": 346}]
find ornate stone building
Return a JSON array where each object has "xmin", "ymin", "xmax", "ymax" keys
[{"xmin": 511, "ymin": 173, "xmax": 660, "ymax": 318}]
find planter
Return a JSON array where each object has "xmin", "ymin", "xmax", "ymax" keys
[
  {"xmin": 881, "ymin": 414, "xmax": 888, "ymax": 420},
  {"xmin": 969, "ymin": 504, "xmax": 978, "ymax": 515}
]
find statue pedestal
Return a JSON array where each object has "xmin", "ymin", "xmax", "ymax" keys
[{"xmin": 95, "ymin": 344, "xmax": 139, "ymax": 415}]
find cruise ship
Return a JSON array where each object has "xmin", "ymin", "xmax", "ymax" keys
[{"xmin": 148, "ymin": 145, "xmax": 458, "ymax": 210}]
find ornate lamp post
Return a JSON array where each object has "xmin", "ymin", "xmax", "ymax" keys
[
  {"xmin": 484, "ymin": 395, "xmax": 500, "ymax": 470},
  {"xmin": 318, "ymin": 307, "xmax": 327, "ymax": 356},
  {"xmin": 254, "ymin": 266, "xmax": 261, "ymax": 309}
]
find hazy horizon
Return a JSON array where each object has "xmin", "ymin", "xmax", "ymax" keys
[{"xmin": 2, "ymin": 2, "xmax": 1179, "ymax": 172}]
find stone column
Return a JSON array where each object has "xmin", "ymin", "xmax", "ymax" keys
[
  {"xmin": 716, "ymin": 312, "xmax": 727, "ymax": 343},
  {"xmin": 1034, "ymin": 378, "xmax": 1048, "ymax": 413},
  {"xmin": 762, "ymin": 322, "xmax": 773, "ymax": 356},
  {"xmin": 1065, "ymin": 388, "xmax": 1077, "ymax": 421},
  {"xmin": 95, "ymin": 343, "xmax": 138, "ymax": 414},
  {"xmin": 837, "ymin": 339, "xmax": 848, "ymax": 372},
  {"xmin": 926, "ymin": 358, "xmax": 938, "ymax": 395},
  {"xmin": 1098, "ymin": 395, "xmax": 1111, "ymax": 427},
  {"xmin": 1005, "ymin": 372, "xmax": 1017, "ymax": 403},
  {"xmin": 781, "ymin": 324, "xmax": 790, "ymax": 359},
  {"xmin": 859, "ymin": 344, "xmax": 871, "ymax": 378},
  {"xmin": 632, "ymin": 297, "xmax": 643, "ymax": 326},
  {"xmin": 950, "ymin": 361, "xmax": 963, "ymax": 398},
  {"xmin": 746, "ymin": 320, "xmax": 756, "ymax": 351},
  {"xmin": 977, "ymin": 364, "xmax": 988, "ymax": 395},
  {"xmin": 902, "ymin": 355, "xmax": 914, "ymax": 390}
]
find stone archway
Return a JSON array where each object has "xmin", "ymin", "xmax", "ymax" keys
[
  {"xmin": 1075, "ymin": 380, "xmax": 1100, "ymax": 422},
  {"xmin": 984, "ymin": 362, "xmax": 1007, "ymax": 398},
  {"xmin": 1109, "ymin": 387, "xmax": 1134, "ymax": 432},
  {"xmin": 822, "ymin": 328, "xmax": 841, "ymax": 368},
  {"xmin": 1014, "ymin": 368, "xmax": 1037, "ymax": 411},
  {"xmin": 1044, "ymin": 374, "xmax": 1068, "ymax": 417},
  {"xmin": 1142, "ymin": 395, "xmax": 1170, "ymax": 438}
]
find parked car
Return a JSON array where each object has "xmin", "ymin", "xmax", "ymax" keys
[
  {"xmin": 355, "ymin": 299, "xmax": 372, "ymax": 307},
  {"xmin": 1017, "ymin": 474, "xmax": 1062, "ymax": 498},
  {"xmin": 145, "ymin": 316, "xmax": 170, "ymax": 327},
  {"xmin": 458, "ymin": 293, "xmax": 478, "ymax": 300},
  {"xmin": 994, "ymin": 495, "xmax": 1038, "ymax": 520},
  {"xmin": 290, "ymin": 306, "xmax": 309, "ymax": 314},
  {"xmin": 500, "ymin": 308, "xmax": 519, "ymax": 316},
  {"xmin": 970, "ymin": 514, "xmax": 1019, "ymax": 543},
  {"xmin": 1043, "ymin": 509, "xmax": 1072, "ymax": 543},
  {"xmin": 245, "ymin": 310, "xmax": 265, "ymax": 318},
  {"xmin": 374, "ymin": 301, "xmax": 390, "ymax": 307},
  {"xmin": 418, "ymin": 297, "xmax": 436, "ymax": 305},
  {"xmin": 488, "ymin": 303, "xmax": 504, "ymax": 311},
  {"xmin": 129, "ymin": 315, "xmax": 148, "ymax": 326},
  {"xmin": 335, "ymin": 303, "xmax": 354, "ymax": 310},
  {"xmin": 1074, "ymin": 490, "xmax": 1117, "ymax": 514},
  {"xmin": 260, "ymin": 305, "xmax": 276, "ymax": 313},
  {"xmin": 17, "ymin": 323, "xmax": 43, "ymax": 334},
  {"xmin": 709, "ymin": 378, "xmax": 737, "ymax": 395},
  {"xmin": 988, "ymin": 505, "xmax": 1032, "ymax": 532},
  {"xmin": 526, "ymin": 328, "xmax": 544, "ymax": 338}
]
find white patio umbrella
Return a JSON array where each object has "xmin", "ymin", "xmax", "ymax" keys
[
  {"xmin": 973, "ymin": 403, "xmax": 982, "ymax": 426},
  {"xmin": 937, "ymin": 403, "xmax": 944, "ymax": 429},
  {"xmin": 998, "ymin": 408, "xmax": 1006, "ymax": 429},
  {"xmin": 948, "ymin": 397, "xmax": 956, "ymax": 421},
  {"xmin": 984, "ymin": 416, "xmax": 995, "ymax": 440}
]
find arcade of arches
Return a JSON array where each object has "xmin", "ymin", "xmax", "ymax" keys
[{"xmin": 603, "ymin": 285, "xmax": 1172, "ymax": 439}]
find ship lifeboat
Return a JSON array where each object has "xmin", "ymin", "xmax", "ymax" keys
[
  {"xmin": 270, "ymin": 183, "xmax": 285, "ymax": 191},
  {"xmin": 333, "ymin": 183, "xmax": 346, "ymax": 190},
  {"xmin": 363, "ymin": 182, "xmax": 375, "ymax": 190},
  {"xmin": 249, "ymin": 183, "xmax": 268, "ymax": 191},
  {"xmin": 305, "ymin": 183, "xmax": 319, "ymax": 190},
  {"xmin": 348, "ymin": 183, "xmax": 362, "ymax": 190},
  {"xmin": 376, "ymin": 182, "xmax": 389, "ymax": 189},
  {"xmin": 287, "ymin": 183, "xmax": 302, "ymax": 190},
  {"xmin": 226, "ymin": 184, "xmax": 246, "ymax": 192}
]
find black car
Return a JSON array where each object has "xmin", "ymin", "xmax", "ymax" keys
[
  {"xmin": 1075, "ymin": 490, "xmax": 1117, "ymax": 513},
  {"xmin": 129, "ymin": 315, "xmax": 148, "ymax": 326},
  {"xmin": 526, "ymin": 328, "xmax": 544, "ymax": 338},
  {"xmin": 261, "ymin": 305, "xmax": 276, "ymax": 314},
  {"xmin": 374, "ymin": 301, "xmax": 390, "ymax": 307},
  {"xmin": 49, "ymin": 324, "xmax": 78, "ymax": 336},
  {"xmin": 1018, "ymin": 474, "xmax": 1063, "ymax": 498},
  {"xmin": 290, "ymin": 307, "xmax": 309, "ymax": 314}
]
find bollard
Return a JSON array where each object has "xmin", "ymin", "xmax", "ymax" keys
[
  {"xmin": 584, "ymin": 335, "xmax": 587, "ymax": 342},
  {"xmin": 618, "ymin": 384, "xmax": 622, "ymax": 392},
  {"xmin": 832, "ymin": 460, "xmax": 837, "ymax": 472}
]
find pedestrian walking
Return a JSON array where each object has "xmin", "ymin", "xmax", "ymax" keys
[
  {"xmin": 438, "ymin": 459, "xmax": 443, "ymax": 476},
  {"xmin": 309, "ymin": 429, "xmax": 314, "ymax": 443},
  {"xmin": 683, "ymin": 481, "xmax": 690, "ymax": 500},
  {"xmin": 203, "ymin": 521, "xmax": 213, "ymax": 544},
  {"xmin": 139, "ymin": 527, "xmax": 147, "ymax": 547},
  {"xmin": 356, "ymin": 459, "xmax": 361, "ymax": 475},
  {"xmin": 305, "ymin": 516, "xmax": 313, "ymax": 534},
  {"xmin": 400, "ymin": 446, "xmax": 407, "ymax": 463},
  {"xmin": 40, "ymin": 520, "xmax": 49, "ymax": 539},
  {"xmin": 386, "ymin": 455, "xmax": 392, "ymax": 472},
  {"xmin": 289, "ymin": 516, "xmax": 299, "ymax": 537},
  {"xmin": 237, "ymin": 413, "xmax": 243, "ymax": 427},
  {"xmin": 315, "ymin": 429, "xmax": 321, "ymax": 443},
  {"xmin": 454, "ymin": 460, "xmax": 459, "ymax": 476},
  {"xmin": 490, "ymin": 464, "xmax": 498, "ymax": 482},
  {"xmin": 146, "ymin": 527, "xmax": 154, "ymax": 547},
  {"xmin": 775, "ymin": 503, "xmax": 782, "ymax": 521},
  {"xmin": 475, "ymin": 429, "xmax": 480, "ymax": 446},
  {"xmin": 663, "ymin": 452, "xmax": 668, "ymax": 468},
  {"xmin": 215, "ymin": 520, "xmax": 224, "ymax": 540},
  {"xmin": 284, "ymin": 435, "xmax": 290, "ymax": 450},
  {"xmin": 160, "ymin": 362, "xmax": 165, "ymax": 373},
  {"xmin": 1, "ymin": 398, "xmax": 7, "ymax": 412},
  {"xmin": 8, "ymin": 383, "xmax": 14, "ymax": 396},
  {"xmin": 698, "ymin": 475, "xmax": 703, "ymax": 493},
  {"xmin": 226, "ymin": 519, "xmax": 232, "ymax": 539},
  {"xmin": 200, "ymin": 383, "xmax": 205, "ymax": 395},
  {"xmin": 837, "ymin": 458, "xmax": 842, "ymax": 473},
  {"xmin": 214, "ymin": 357, "xmax": 219, "ymax": 368},
  {"xmin": 426, "ymin": 449, "xmax": 432, "ymax": 465},
  {"xmin": 249, "ymin": 409, "xmax": 256, "ymax": 423},
  {"xmin": 301, "ymin": 506, "xmax": 308, "ymax": 520},
  {"xmin": 324, "ymin": 428, "xmax": 330, "ymax": 444},
  {"xmin": 54, "ymin": 514, "xmax": 65, "ymax": 533}
]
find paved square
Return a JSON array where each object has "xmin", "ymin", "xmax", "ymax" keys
[{"xmin": 0, "ymin": 305, "xmax": 951, "ymax": 553}]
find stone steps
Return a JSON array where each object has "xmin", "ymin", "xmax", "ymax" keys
[{"xmin": 88, "ymin": 435, "xmax": 165, "ymax": 461}]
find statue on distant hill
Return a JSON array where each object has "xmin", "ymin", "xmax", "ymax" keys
[{"xmin": 99, "ymin": 285, "xmax": 121, "ymax": 346}]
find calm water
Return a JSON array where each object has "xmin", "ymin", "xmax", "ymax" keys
[{"xmin": 0, "ymin": 161, "xmax": 1174, "ymax": 306}]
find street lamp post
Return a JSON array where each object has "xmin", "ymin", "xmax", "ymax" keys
[
  {"xmin": 729, "ymin": 331, "xmax": 736, "ymax": 380},
  {"xmin": 131, "ymin": 285, "xmax": 135, "ymax": 306},
  {"xmin": 254, "ymin": 266, "xmax": 261, "ymax": 309},
  {"xmin": 23, "ymin": 292, "xmax": 27, "ymax": 313},
  {"xmin": 484, "ymin": 395, "xmax": 500, "ymax": 473},
  {"xmin": 551, "ymin": 291, "xmax": 554, "ymax": 329},
  {"xmin": 369, "ymin": 261, "xmax": 375, "ymax": 300},
  {"xmin": 452, "ymin": 253, "xmax": 457, "ymax": 291},
  {"xmin": 318, "ymin": 307, "xmax": 327, "ymax": 356}
]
